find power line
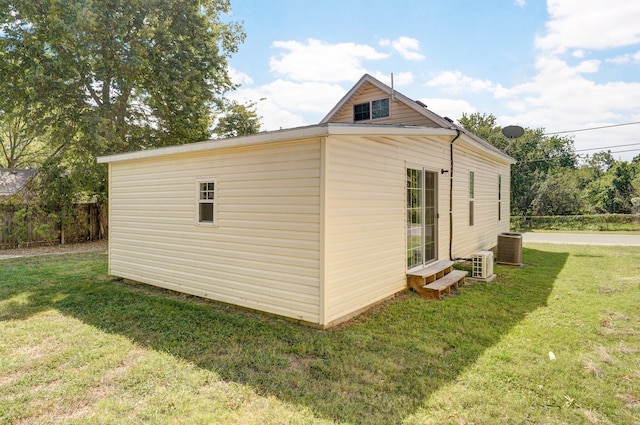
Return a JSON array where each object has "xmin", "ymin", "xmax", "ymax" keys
[
  {"xmin": 543, "ymin": 121, "xmax": 640, "ymax": 135},
  {"xmin": 516, "ymin": 147, "xmax": 640, "ymax": 165},
  {"xmin": 575, "ymin": 142, "xmax": 640, "ymax": 152}
]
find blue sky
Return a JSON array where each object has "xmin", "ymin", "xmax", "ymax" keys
[{"xmin": 226, "ymin": 0, "xmax": 640, "ymax": 161}]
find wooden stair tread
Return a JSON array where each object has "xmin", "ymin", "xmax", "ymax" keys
[
  {"xmin": 407, "ymin": 260, "xmax": 454, "ymax": 277},
  {"xmin": 424, "ymin": 270, "xmax": 468, "ymax": 290}
]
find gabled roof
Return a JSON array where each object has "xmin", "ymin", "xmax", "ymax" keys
[
  {"xmin": 321, "ymin": 74, "xmax": 453, "ymax": 128},
  {"xmin": 321, "ymin": 74, "xmax": 513, "ymax": 162},
  {"xmin": 0, "ymin": 168, "xmax": 37, "ymax": 196}
]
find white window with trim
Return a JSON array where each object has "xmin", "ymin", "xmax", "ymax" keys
[
  {"xmin": 197, "ymin": 179, "xmax": 216, "ymax": 225},
  {"xmin": 353, "ymin": 98, "xmax": 390, "ymax": 121}
]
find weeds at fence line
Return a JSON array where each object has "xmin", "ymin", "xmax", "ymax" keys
[{"xmin": 512, "ymin": 214, "xmax": 640, "ymax": 232}]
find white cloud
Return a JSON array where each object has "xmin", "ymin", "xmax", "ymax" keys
[
  {"xmin": 575, "ymin": 59, "xmax": 600, "ymax": 74},
  {"xmin": 571, "ymin": 50, "xmax": 585, "ymax": 58},
  {"xmin": 425, "ymin": 71, "xmax": 495, "ymax": 94},
  {"xmin": 269, "ymin": 39, "xmax": 389, "ymax": 83},
  {"xmin": 390, "ymin": 37, "xmax": 425, "ymax": 61},
  {"xmin": 514, "ymin": 0, "xmax": 526, "ymax": 6},
  {"xmin": 535, "ymin": 0, "xmax": 640, "ymax": 53},
  {"xmin": 228, "ymin": 67, "xmax": 253, "ymax": 85},
  {"xmin": 495, "ymin": 55, "xmax": 640, "ymax": 156},
  {"xmin": 229, "ymin": 79, "xmax": 346, "ymax": 130},
  {"xmin": 372, "ymin": 71, "xmax": 414, "ymax": 86},
  {"xmin": 607, "ymin": 51, "xmax": 640, "ymax": 65},
  {"xmin": 418, "ymin": 98, "xmax": 476, "ymax": 121}
]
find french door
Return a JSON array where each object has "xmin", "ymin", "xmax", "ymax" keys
[{"xmin": 407, "ymin": 167, "xmax": 437, "ymax": 271}]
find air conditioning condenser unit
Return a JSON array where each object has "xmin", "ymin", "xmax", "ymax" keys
[
  {"xmin": 497, "ymin": 232, "xmax": 523, "ymax": 266},
  {"xmin": 471, "ymin": 250, "xmax": 495, "ymax": 282}
]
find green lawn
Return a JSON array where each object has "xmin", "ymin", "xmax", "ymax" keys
[{"xmin": 1, "ymin": 246, "xmax": 638, "ymax": 424}]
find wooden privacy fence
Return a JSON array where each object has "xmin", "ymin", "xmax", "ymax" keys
[{"xmin": 0, "ymin": 202, "xmax": 107, "ymax": 248}]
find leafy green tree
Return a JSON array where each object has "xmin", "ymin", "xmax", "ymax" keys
[
  {"xmin": 213, "ymin": 100, "xmax": 261, "ymax": 139},
  {"xmin": 529, "ymin": 171, "xmax": 584, "ymax": 215},
  {"xmin": 458, "ymin": 113, "xmax": 505, "ymax": 146},
  {"xmin": 0, "ymin": 0, "xmax": 245, "ymax": 197},
  {"xmin": 585, "ymin": 150, "xmax": 615, "ymax": 173},
  {"xmin": 584, "ymin": 160, "xmax": 639, "ymax": 214},
  {"xmin": 0, "ymin": 112, "xmax": 40, "ymax": 168},
  {"xmin": 459, "ymin": 113, "xmax": 577, "ymax": 215}
]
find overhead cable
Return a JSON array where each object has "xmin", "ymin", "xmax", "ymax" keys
[{"xmin": 543, "ymin": 121, "xmax": 640, "ymax": 135}]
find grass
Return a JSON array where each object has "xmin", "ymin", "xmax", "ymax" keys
[{"xmin": 1, "ymin": 247, "xmax": 639, "ymax": 424}]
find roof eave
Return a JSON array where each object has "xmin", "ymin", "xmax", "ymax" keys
[{"xmin": 97, "ymin": 124, "xmax": 458, "ymax": 164}]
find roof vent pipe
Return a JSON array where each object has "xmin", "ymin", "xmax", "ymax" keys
[{"xmin": 390, "ymin": 73, "xmax": 395, "ymax": 101}]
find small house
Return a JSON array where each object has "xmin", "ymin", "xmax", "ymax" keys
[{"xmin": 98, "ymin": 74, "xmax": 515, "ymax": 328}]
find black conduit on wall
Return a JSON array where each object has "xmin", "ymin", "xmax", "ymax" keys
[{"xmin": 449, "ymin": 129, "xmax": 461, "ymax": 261}]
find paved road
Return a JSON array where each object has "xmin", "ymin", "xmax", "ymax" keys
[{"xmin": 522, "ymin": 232, "xmax": 640, "ymax": 246}]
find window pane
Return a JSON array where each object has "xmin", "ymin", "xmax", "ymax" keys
[
  {"xmin": 469, "ymin": 200, "xmax": 474, "ymax": 226},
  {"xmin": 200, "ymin": 181, "xmax": 215, "ymax": 200},
  {"xmin": 353, "ymin": 103, "xmax": 370, "ymax": 121},
  {"xmin": 371, "ymin": 98, "xmax": 389, "ymax": 119},
  {"xmin": 469, "ymin": 171, "xmax": 475, "ymax": 199},
  {"xmin": 199, "ymin": 203, "xmax": 214, "ymax": 223}
]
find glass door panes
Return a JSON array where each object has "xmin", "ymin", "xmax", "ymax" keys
[
  {"xmin": 407, "ymin": 168, "xmax": 437, "ymax": 270},
  {"xmin": 424, "ymin": 171, "xmax": 436, "ymax": 262},
  {"xmin": 407, "ymin": 168, "xmax": 423, "ymax": 270}
]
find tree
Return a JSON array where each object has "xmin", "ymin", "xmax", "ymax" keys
[
  {"xmin": 0, "ymin": 0, "xmax": 246, "ymax": 197},
  {"xmin": 586, "ymin": 151, "xmax": 615, "ymax": 173},
  {"xmin": 213, "ymin": 100, "xmax": 261, "ymax": 139},
  {"xmin": 583, "ymin": 160, "xmax": 639, "ymax": 214},
  {"xmin": 458, "ymin": 113, "xmax": 577, "ymax": 215},
  {"xmin": 0, "ymin": 112, "xmax": 40, "ymax": 168},
  {"xmin": 529, "ymin": 171, "xmax": 584, "ymax": 215}
]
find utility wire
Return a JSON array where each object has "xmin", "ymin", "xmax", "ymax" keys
[
  {"xmin": 575, "ymin": 142, "xmax": 640, "ymax": 152},
  {"xmin": 543, "ymin": 121, "xmax": 640, "ymax": 135},
  {"xmin": 515, "ymin": 147, "xmax": 640, "ymax": 165}
]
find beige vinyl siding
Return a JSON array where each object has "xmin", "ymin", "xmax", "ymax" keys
[
  {"xmin": 329, "ymin": 82, "xmax": 441, "ymax": 127},
  {"xmin": 450, "ymin": 145, "xmax": 512, "ymax": 257},
  {"xmin": 323, "ymin": 134, "xmax": 451, "ymax": 325},
  {"xmin": 108, "ymin": 139, "xmax": 323, "ymax": 323}
]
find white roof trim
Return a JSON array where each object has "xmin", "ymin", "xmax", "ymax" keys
[{"xmin": 97, "ymin": 123, "xmax": 457, "ymax": 164}]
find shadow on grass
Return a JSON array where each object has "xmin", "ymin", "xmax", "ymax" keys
[{"xmin": 0, "ymin": 247, "xmax": 568, "ymax": 424}]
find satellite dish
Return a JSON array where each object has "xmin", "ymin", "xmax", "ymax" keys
[{"xmin": 502, "ymin": 125, "xmax": 524, "ymax": 139}]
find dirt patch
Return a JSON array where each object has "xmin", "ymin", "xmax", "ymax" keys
[{"xmin": 0, "ymin": 240, "xmax": 107, "ymax": 259}]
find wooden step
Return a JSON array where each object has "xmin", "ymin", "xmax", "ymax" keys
[
  {"xmin": 421, "ymin": 270, "xmax": 468, "ymax": 300},
  {"xmin": 407, "ymin": 260, "xmax": 454, "ymax": 291},
  {"xmin": 408, "ymin": 260, "xmax": 453, "ymax": 278}
]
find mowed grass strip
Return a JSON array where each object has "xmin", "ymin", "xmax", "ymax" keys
[{"xmin": 0, "ymin": 245, "xmax": 638, "ymax": 424}]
